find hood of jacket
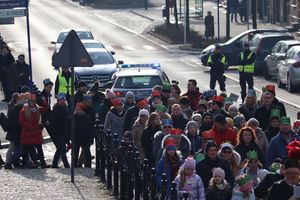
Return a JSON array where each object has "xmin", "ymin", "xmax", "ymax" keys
[{"xmin": 217, "ymin": 149, "xmax": 241, "ymax": 166}]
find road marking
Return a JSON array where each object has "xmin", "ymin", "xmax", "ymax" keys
[
  {"xmin": 143, "ymin": 45, "xmax": 157, "ymax": 50},
  {"xmin": 122, "ymin": 45, "xmax": 136, "ymax": 51}
]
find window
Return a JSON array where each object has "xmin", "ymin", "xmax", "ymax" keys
[
  {"xmin": 115, "ymin": 76, "xmax": 162, "ymax": 89},
  {"xmin": 57, "ymin": 31, "xmax": 94, "ymax": 43},
  {"xmin": 285, "ymin": 48, "xmax": 294, "ymax": 59},
  {"xmin": 89, "ymin": 51, "xmax": 114, "ymax": 64},
  {"xmin": 272, "ymin": 42, "xmax": 281, "ymax": 53}
]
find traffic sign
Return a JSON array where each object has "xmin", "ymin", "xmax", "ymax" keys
[
  {"xmin": 0, "ymin": 8, "xmax": 26, "ymax": 18},
  {"xmin": 0, "ymin": 0, "xmax": 27, "ymax": 9}
]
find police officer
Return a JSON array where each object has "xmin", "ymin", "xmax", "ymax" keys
[
  {"xmin": 237, "ymin": 42, "xmax": 256, "ymax": 102},
  {"xmin": 207, "ymin": 44, "xmax": 226, "ymax": 93}
]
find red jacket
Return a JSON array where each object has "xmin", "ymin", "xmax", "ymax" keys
[
  {"xmin": 19, "ymin": 106, "xmax": 43, "ymax": 145},
  {"xmin": 211, "ymin": 126, "xmax": 237, "ymax": 148},
  {"xmin": 182, "ymin": 88, "xmax": 202, "ymax": 111}
]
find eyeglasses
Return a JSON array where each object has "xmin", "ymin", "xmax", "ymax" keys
[
  {"xmin": 163, "ymin": 126, "xmax": 172, "ymax": 129},
  {"xmin": 222, "ymin": 150, "xmax": 232, "ymax": 154}
]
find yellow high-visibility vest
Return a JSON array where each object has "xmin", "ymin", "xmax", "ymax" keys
[
  {"xmin": 58, "ymin": 72, "xmax": 71, "ymax": 94},
  {"xmin": 207, "ymin": 54, "xmax": 226, "ymax": 65},
  {"xmin": 239, "ymin": 52, "xmax": 254, "ymax": 73}
]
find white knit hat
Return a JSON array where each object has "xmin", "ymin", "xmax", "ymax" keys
[{"xmin": 139, "ymin": 109, "xmax": 149, "ymax": 117}]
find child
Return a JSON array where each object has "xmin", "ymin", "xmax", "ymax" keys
[
  {"xmin": 206, "ymin": 167, "xmax": 232, "ymax": 200},
  {"xmin": 174, "ymin": 157, "xmax": 205, "ymax": 200},
  {"xmin": 232, "ymin": 174, "xmax": 255, "ymax": 200}
]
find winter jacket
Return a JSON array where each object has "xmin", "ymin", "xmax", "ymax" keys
[
  {"xmin": 272, "ymin": 98, "xmax": 286, "ymax": 117},
  {"xmin": 267, "ymin": 179, "xmax": 293, "ymax": 200},
  {"xmin": 174, "ymin": 174, "xmax": 206, "ymax": 200},
  {"xmin": 182, "ymin": 107, "xmax": 193, "ymax": 120},
  {"xmin": 187, "ymin": 133, "xmax": 202, "ymax": 156},
  {"xmin": 182, "ymin": 88, "xmax": 202, "ymax": 111},
  {"xmin": 231, "ymin": 187, "xmax": 255, "ymax": 200},
  {"xmin": 99, "ymin": 98, "xmax": 111, "ymax": 124},
  {"xmin": 218, "ymin": 149, "xmax": 241, "ymax": 177},
  {"xmin": 207, "ymin": 52, "xmax": 225, "ymax": 76},
  {"xmin": 50, "ymin": 104, "xmax": 69, "ymax": 140},
  {"xmin": 7, "ymin": 61, "xmax": 30, "ymax": 92},
  {"xmin": 172, "ymin": 114, "xmax": 189, "ymax": 130},
  {"xmin": 104, "ymin": 108, "xmax": 125, "ymax": 142},
  {"xmin": 6, "ymin": 104, "xmax": 23, "ymax": 144},
  {"xmin": 264, "ymin": 126, "xmax": 279, "ymax": 142},
  {"xmin": 196, "ymin": 157, "xmax": 234, "ymax": 189},
  {"xmin": 0, "ymin": 52, "xmax": 15, "ymax": 74},
  {"xmin": 74, "ymin": 90, "xmax": 84, "ymax": 106},
  {"xmin": 124, "ymin": 101, "xmax": 135, "ymax": 111},
  {"xmin": 142, "ymin": 125, "xmax": 161, "ymax": 166},
  {"xmin": 206, "ymin": 181, "xmax": 232, "ymax": 200},
  {"xmin": 132, "ymin": 119, "xmax": 146, "ymax": 162},
  {"xmin": 160, "ymin": 134, "xmax": 191, "ymax": 160},
  {"xmin": 211, "ymin": 126, "xmax": 237, "ymax": 148},
  {"xmin": 234, "ymin": 143, "xmax": 265, "ymax": 164},
  {"xmin": 84, "ymin": 105, "xmax": 96, "ymax": 125},
  {"xmin": 153, "ymin": 131, "xmax": 167, "ymax": 162},
  {"xmin": 255, "ymin": 128, "xmax": 269, "ymax": 157},
  {"xmin": 266, "ymin": 131, "xmax": 299, "ymax": 167},
  {"xmin": 123, "ymin": 106, "xmax": 139, "ymax": 131},
  {"xmin": 253, "ymin": 105, "xmax": 284, "ymax": 131},
  {"xmin": 38, "ymin": 89, "xmax": 52, "ymax": 124},
  {"xmin": 74, "ymin": 112, "xmax": 93, "ymax": 145},
  {"xmin": 254, "ymin": 173, "xmax": 284, "ymax": 199},
  {"xmin": 19, "ymin": 105, "xmax": 43, "ymax": 145},
  {"xmin": 238, "ymin": 104, "xmax": 256, "ymax": 121}
]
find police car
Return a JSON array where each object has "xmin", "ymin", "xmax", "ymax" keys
[{"xmin": 111, "ymin": 63, "xmax": 170, "ymax": 99}]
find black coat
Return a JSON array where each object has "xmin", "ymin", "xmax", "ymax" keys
[
  {"xmin": 267, "ymin": 179, "xmax": 293, "ymax": 200},
  {"xmin": 38, "ymin": 89, "xmax": 52, "ymax": 124},
  {"xmin": 254, "ymin": 173, "xmax": 284, "ymax": 199},
  {"xmin": 5, "ymin": 104, "xmax": 23, "ymax": 144},
  {"xmin": 0, "ymin": 52, "xmax": 15, "ymax": 75},
  {"xmin": 171, "ymin": 114, "xmax": 189, "ymax": 130},
  {"xmin": 142, "ymin": 125, "xmax": 161, "ymax": 166},
  {"xmin": 206, "ymin": 183, "xmax": 232, "ymax": 200},
  {"xmin": 74, "ymin": 90, "xmax": 84, "ymax": 106},
  {"xmin": 253, "ymin": 105, "xmax": 284, "ymax": 131},
  {"xmin": 196, "ymin": 157, "xmax": 234, "ymax": 190},
  {"xmin": 208, "ymin": 52, "xmax": 225, "ymax": 75},
  {"xmin": 234, "ymin": 142, "xmax": 265, "ymax": 164},
  {"xmin": 123, "ymin": 106, "xmax": 139, "ymax": 131},
  {"xmin": 204, "ymin": 15, "xmax": 214, "ymax": 37},
  {"xmin": 7, "ymin": 61, "xmax": 30, "ymax": 92},
  {"xmin": 74, "ymin": 113, "xmax": 93, "ymax": 145},
  {"xmin": 238, "ymin": 104, "xmax": 256, "ymax": 121},
  {"xmin": 264, "ymin": 126, "xmax": 280, "ymax": 142},
  {"xmin": 99, "ymin": 99, "xmax": 111, "ymax": 124},
  {"xmin": 272, "ymin": 98, "xmax": 286, "ymax": 117},
  {"xmin": 50, "ymin": 104, "xmax": 69, "ymax": 140}
]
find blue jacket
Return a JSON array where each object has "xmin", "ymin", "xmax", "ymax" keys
[{"xmin": 266, "ymin": 131, "xmax": 299, "ymax": 167}]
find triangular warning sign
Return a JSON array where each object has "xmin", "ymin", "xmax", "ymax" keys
[{"xmin": 52, "ymin": 30, "xmax": 94, "ymax": 69}]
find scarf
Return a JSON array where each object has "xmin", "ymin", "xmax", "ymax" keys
[{"xmin": 166, "ymin": 154, "xmax": 180, "ymax": 180}]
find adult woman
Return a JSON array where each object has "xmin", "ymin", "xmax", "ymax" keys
[
  {"xmin": 238, "ymin": 90, "xmax": 257, "ymax": 121},
  {"xmin": 233, "ymin": 115, "xmax": 246, "ymax": 132},
  {"xmin": 168, "ymin": 83, "xmax": 181, "ymax": 109},
  {"xmin": 218, "ymin": 143, "xmax": 241, "ymax": 177},
  {"xmin": 132, "ymin": 109, "xmax": 149, "ymax": 163},
  {"xmin": 185, "ymin": 121, "xmax": 202, "ymax": 156},
  {"xmin": 142, "ymin": 112, "xmax": 161, "ymax": 167},
  {"xmin": 235, "ymin": 127, "xmax": 265, "ymax": 165},
  {"xmin": 191, "ymin": 113, "xmax": 202, "ymax": 129}
]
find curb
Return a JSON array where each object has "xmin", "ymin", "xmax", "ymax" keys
[
  {"xmin": 130, "ymin": 10, "xmax": 156, "ymax": 22},
  {"xmin": 1, "ymin": 136, "xmax": 52, "ymax": 149}
]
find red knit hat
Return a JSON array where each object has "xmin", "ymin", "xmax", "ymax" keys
[
  {"xmin": 75, "ymin": 102, "xmax": 85, "ymax": 111},
  {"xmin": 29, "ymin": 93, "xmax": 36, "ymax": 101},
  {"xmin": 111, "ymin": 98, "xmax": 123, "ymax": 107},
  {"xmin": 164, "ymin": 138, "xmax": 177, "ymax": 150},
  {"xmin": 202, "ymin": 130, "xmax": 215, "ymax": 140},
  {"xmin": 212, "ymin": 95, "xmax": 224, "ymax": 104},
  {"xmin": 287, "ymin": 140, "xmax": 300, "ymax": 160}
]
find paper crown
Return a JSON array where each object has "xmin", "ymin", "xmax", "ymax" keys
[
  {"xmin": 162, "ymin": 83, "xmax": 172, "ymax": 91},
  {"xmin": 202, "ymin": 130, "xmax": 215, "ymax": 140},
  {"xmin": 198, "ymin": 99, "xmax": 208, "ymax": 106},
  {"xmin": 136, "ymin": 99, "xmax": 148, "ymax": 108},
  {"xmin": 224, "ymin": 97, "xmax": 233, "ymax": 104},
  {"xmin": 111, "ymin": 98, "xmax": 123, "ymax": 107},
  {"xmin": 156, "ymin": 104, "xmax": 168, "ymax": 113},
  {"xmin": 170, "ymin": 128, "xmax": 182, "ymax": 135},
  {"xmin": 265, "ymin": 84, "xmax": 275, "ymax": 94},
  {"xmin": 280, "ymin": 117, "xmax": 291, "ymax": 125},
  {"xmin": 152, "ymin": 90, "xmax": 161, "ymax": 97},
  {"xmin": 246, "ymin": 150, "xmax": 258, "ymax": 160},
  {"xmin": 269, "ymin": 163, "xmax": 282, "ymax": 173},
  {"xmin": 287, "ymin": 140, "xmax": 300, "ymax": 160},
  {"xmin": 293, "ymin": 120, "xmax": 300, "ymax": 128},
  {"xmin": 212, "ymin": 95, "xmax": 224, "ymax": 104},
  {"xmin": 271, "ymin": 109, "xmax": 281, "ymax": 118},
  {"xmin": 237, "ymin": 174, "xmax": 252, "ymax": 186}
]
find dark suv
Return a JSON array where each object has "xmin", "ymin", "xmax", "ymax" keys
[{"xmin": 250, "ymin": 33, "xmax": 294, "ymax": 74}]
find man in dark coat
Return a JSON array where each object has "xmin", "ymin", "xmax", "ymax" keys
[
  {"xmin": 74, "ymin": 81, "xmax": 88, "ymax": 106},
  {"xmin": 0, "ymin": 45, "xmax": 15, "ymax": 101},
  {"xmin": 227, "ymin": 0, "xmax": 239, "ymax": 22},
  {"xmin": 196, "ymin": 141, "xmax": 234, "ymax": 189},
  {"xmin": 267, "ymin": 158, "xmax": 300, "ymax": 200},
  {"xmin": 170, "ymin": 104, "xmax": 188, "ymax": 130},
  {"xmin": 204, "ymin": 11, "xmax": 214, "ymax": 40},
  {"xmin": 99, "ymin": 90, "xmax": 115, "ymax": 124},
  {"xmin": 7, "ymin": 54, "xmax": 30, "ymax": 96},
  {"xmin": 264, "ymin": 84, "xmax": 287, "ymax": 117}
]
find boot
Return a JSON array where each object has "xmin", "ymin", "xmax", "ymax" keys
[{"xmin": 0, "ymin": 155, "xmax": 5, "ymax": 166}]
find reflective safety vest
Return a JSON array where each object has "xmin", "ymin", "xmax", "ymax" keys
[
  {"xmin": 207, "ymin": 54, "xmax": 226, "ymax": 65},
  {"xmin": 58, "ymin": 72, "xmax": 71, "ymax": 94},
  {"xmin": 239, "ymin": 52, "xmax": 254, "ymax": 73}
]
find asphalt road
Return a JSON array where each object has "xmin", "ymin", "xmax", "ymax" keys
[{"xmin": 0, "ymin": 0, "xmax": 299, "ymax": 131}]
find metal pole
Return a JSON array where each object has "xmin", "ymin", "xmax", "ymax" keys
[
  {"xmin": 217, "ymin": 0, "xmax": 220, "ymax": 42},
  {"xmin": 25, "ymin": 0, "xmax": 33, "ymax": 89},
  {"xmin": 247, "ymin": 0, "xmax": 250, "ymax": 30},
  {"xmin": 145, "ymin": 0, "xmax": 147, "ymax": 10},
  {"xmin": 183, "ymin": 0, "xmax": 186, "ymax": 44},
  {"xmin": 70, "ymin": 65, "xmax": 75, "ymax": 182}
]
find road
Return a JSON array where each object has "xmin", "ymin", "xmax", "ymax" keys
[{"xmin": 0, "ymin": 0, "xmax": 299, "ymax": 127}]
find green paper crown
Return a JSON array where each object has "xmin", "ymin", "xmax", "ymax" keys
[
  {"xmin": 269, "ymin": 163, "xmax": 282, "ymax": 173},
  {"xmin": 246, "ymin": 150, "xmax": 258, "ymax": 160},
  {"xmin": 162, "ymin": 83, "xmax": 172, "ymax": 91},
  {"xmin": 280, "ymin": 117, "xmax": 291, "ymax": 125},
  {"xmin": 224, "ymin": 97, "xmax": 233, "ymax": 104},
  {"xmin": 156, "ymin": 104, "xmax": 168, "ymax": 113},
  {"xmin": 238, "ymin": 174, "xmax": 252, "ymax": 186},
  {"xmin": 271, "ymin": 109, "xmax": 281, "ymax": 118}
]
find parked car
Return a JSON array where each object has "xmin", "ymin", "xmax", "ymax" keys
[
  {"xmin": 277, "ymin": 45, "xmax": 300, "ymax": 93},
  {"xmin": 264, "ymin": 40, "xmax": 300, "ymax": 80},
  {"xmin": 200, "ymin": 29, "xmax": 288, "ymax": 68},
  {"xmin": 250, "ymin": 33, "xmax": 294, "ymax": 74}
]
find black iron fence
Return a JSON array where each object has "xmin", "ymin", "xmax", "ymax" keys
[{"xmin": 93, "ymin": 118, "xmax": 190, "ymax": 200}]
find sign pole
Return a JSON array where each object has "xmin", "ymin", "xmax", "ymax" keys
[
  {"xmin": 217, "ymin": 0, "xmax": 220, "ymax": 42},
  {"xmin": 25, "ymin": 0, "xmax": 33, "ymax": 89},
  {"xmin": 71, "ymin": 64, "xmax": 75, "ymax": 183}
]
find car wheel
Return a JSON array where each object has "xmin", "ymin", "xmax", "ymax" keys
[
  {"xmin": 263, "ymin": 63, "xmax": 271, "ymax": 80},
  {"xmin": 277, "ymin": 73, "xmax": 284, "ymax": 88},
  {"xmin": 287, "ymin": 75, "xmax": 295, "ymax": 93}
]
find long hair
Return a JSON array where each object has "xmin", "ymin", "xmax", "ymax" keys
[
  {"xmin": 237, "ymin": 127, "xmax": 257, "ymax": 145},
  {"xmin": 178, "ymin": 167, "xmax": 186, "ymax": 189},
  {"xmin": 148, "ymin": 112, "xmax": 160, "ymax": 127}
]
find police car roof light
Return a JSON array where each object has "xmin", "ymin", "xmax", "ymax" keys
[{"xmin": 121, "ymin": 63, "xmax": 161, "ymax": 70}]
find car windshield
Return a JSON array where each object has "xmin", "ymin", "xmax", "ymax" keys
[
  {"xmin": 115, "ymin": 76, "xmax": 162, "ymax": 89},
  {"xmin": 262, "ymin": 36, "xmax": 293, "ymax": 51},
  {"xmin": 89, "ymin": 51, "xmax": 114, "ymax": 64},
  {"xmin": 83, "ymin": 43, "xmax": 104, "ymax": 48},
  {"xmin": 57, "ymin": 31, "xmax": 93, "ymax": 43}
]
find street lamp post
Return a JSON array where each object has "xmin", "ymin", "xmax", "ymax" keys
[
  {"xmin": 217, "ymin": 0, "xmax": 220, "ymax": 42},
  {"xmin": 184, "ymin": 0, "xmax": 186, "ymax": 44}
]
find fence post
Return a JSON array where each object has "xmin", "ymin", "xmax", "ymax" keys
[
  {"xmin": 134, "ymin": 151, "xmax": 141, "ymax": 200},
  {"xmin": 127, "ymin": 145, "xmax": 134, "ymax": 200},
  {"xmin": 113, "ymin": 133, "xmax": 119, "ymax": 196},
  {"xmin": 161, "ymin": 173, "xmax": 167, "ymax": 200},
  {"xmin": 100, "ymin": 124, "xmax": 106, "ymax": 182},
  {"xmin": 150, "ymin": 167, "xmax": 157, "ymax": 200},
  {"xmin": 142, "ymin": 159, "xmax": 150, "ymax": 200},
  {"xmin": 170, "ymin": 182, "xmax": 177, "ymax": 200},
  {"xmin": 106, "ymin": 129, "xmax": 112, "ymax": 190},
  {"xmin": 120, "ymin": 141, "xmax": 127, "ymax": 200},
  {"xmin": 94, "ymin": 117, "xmax": 101, "ymax": 176},
  {"xmin": 183, "ymin": 192, "xmax": 189, "ymax": 200}
]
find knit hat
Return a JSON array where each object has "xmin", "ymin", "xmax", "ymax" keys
[
  {"xmin": 236, "ymin": 174, "xmax": 253, "ymax": 192},
  {"xmin": 111, "ymin": 98, "xmax": 123, "ymax": 107},
  {"xmin": 57, "ymin": 93, "xmax": 66, "ymax": 101},
  {"xmin": 212, "ymin": 167, "xmax": 225, "ymax": 179},
  {"xmin": 139, "ymin": 109, "xmax": 149, "ymax": 117},
  {"xmin": 214, "ymin": 114, "xmax": 227, "ymax": 125},
  {"xmin": 202, "ymin": 112, "xmax": 212, "ymax": 119},
  {"xmin": 183, "ymin": 157, "xmax": 196, "ymax": 169},
  {"xmin": 248, "ymin": 118, "xmax": 259, "ymax": 127},
  {"xmin": 125, "ymin": 91, "xmax": 135, "ymax": 100},
  {"xmin": 234, "ymin": 115, "xmax": 245, "ymax": 127},
  {"xmin": 186, "ymin": 120, "xmax": 198, "ymax": 129},
  {"xmin": 205, "ymin": 141, "xmax": 218, "ymax": 153},
  {"xmin": 162, "ymin": 119, "xmax": 173, "ymax": 127},
  {"xmin": 78, "ymin": 81, "xmax": 87, "ymax": 88},
  {"xmin": 136, "ymin": 98, "xmax": 148, "ymax": 109},
  {"xmin": 202, "ymin": 130, "xmax": 215, "ymax": 140},
  {"xmin": 29, "ymin": 94, "xmax": 36, "ymax": 101},
  {"xmin": 212, "ymin": 95, "xmax": 224, "ymax": 104},
  {"xmin": 191, "ymin": 113, "xmax": 202, "ymax": 121},
  {"xmin": 75, "ymin": 102, "xmax": 85, "ymax": 111},
  {"xmin": 152, "ymin": 91, "xmax": 161, "ymax": 98},
  {"xmin": 165, "ymin": 138, "xmax": 177, "ymax": 150},
  {"xmin": 83, "ymin": 94, "xmax": 92, "ymax": 102},
  {"xmin": 287, "ymin": 140, "xmax": 300, "ymax": 160}
]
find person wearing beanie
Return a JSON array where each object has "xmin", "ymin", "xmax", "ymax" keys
[
  {"xmin": 199, "ymin": 112, "xmax": 213, "ymax": 135},
  {"xmin": 191, "ymin": 113, "xmax": 202, "ymax": 129},
  {"xmin": 185, "ymin": 120, "xmax": 202, "ymax": 156},
  {"xmin": 179, "ymin": 96, "xmax": 193, "ymax": 120},
  {"xmin": 267, "ymin": 158, "xmax": 300, "ymax": 200},
  {"xmin": 156, "ymin": 138, "xmax": 182, "ymax": 197},
  {"xmin": 206, "ymin": 167, "xmax": 232, "ymax": 200},
  {"xmin": 74, "ymin": 81, "xmax": 88, "ymax": 107},
  {"xmin": 232, "ymin": 174, "xmax": 255, "ymax": 200},
  {"xmin": 150, "ymin": 90, "xmax": 162, "ymax": 113},
  {"xmin": 210, "ymin": 95, "xmax": 230, "ymax": 120},
  {"xmin": 160, "ymin": 83, "xmax": 171, "ymax": 107},
  {"xmin": 124, "ymin": 91, "xmax": 135, "ymax": 111},
  {"xmin": 104, "ymin": 98, "xmax": 125, "ymax": 143},
  {"xmin": 171, "ymin": 104, "xmax": 189, "ymax": 130},
  {"xmin": 264, "ymin": 84, "xmax": 287, "ymax": 117},
  {"xmin": 233, "ymin": 115, "xmax": 246, "ymax": 132},
  {"xmin": 196, "ymin": 141, "xmax": 234, "ymax": 190},
  {"xmin": 218, "ymin": 142, "xmax": 241, "ymax": 177},
  {"xmin": 210, "ymin": 114, "xmax": 237, "ymax": 148},
  {"xmin": 132, "ymin": 109, "xmax": 149, "ymax": 163},
  {"xmin": 228, "ymin": 105, "xmax": 240, "ymax": 119},
  {"xmin": 88, "ymin": 82, "xmax": 105, "ymax": 114},
  {"xmin": 174, "ymin": 157, "xmax": 205, "ymax": 200},
  {"xmin": 182, "ymin": 79, "xmax": 202, "ymax": 111}
]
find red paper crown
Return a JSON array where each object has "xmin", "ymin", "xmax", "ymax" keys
[
  {"xmin": 112, "ymin": 98, "xmax": 122, "ymax": 107},
  {"xmin": 294, "ymin": 120, "xmax": 300, "ymax": 128},
  {"xmin": 265, "ymin": 84, "xmax": 275, "ymax": 94},
  {"xmin": 164, "ymin": 138, "xmax": 176, "ymax": 147},
  {"xmin": 170, "ymin": 128, "xmax": 182, "ymax": 135},
  {"xmin": 202, "ymin": 130, "xmax": 215, "ymax": 139},
  {"xmin": 212, "ymin": 95, "xmax": 224, "ymax": 104},
  {"xmin": 137, "ymin": 99, "xmax": 148, "ymax": 108},
  {"xmin": 152, "ymin": 90, "xmax": 161, "ymax": 97}
]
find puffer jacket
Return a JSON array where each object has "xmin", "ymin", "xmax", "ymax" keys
[
  {"xmin": 218, "ymin": 149, "xmax": 241, "ymax": 177},
  {"xmin": 104, "ymin": 108, "xmax": 125, "ymax": 142},
  {"xmin": 206, "ymin": 180, "xmax": 232, "ymax": 200},
  {"xmin": 255, "ymin": 128, "xmax": 269, "ymax": 157},
  {"xmin": 174, "ymin": 174, "xmax": 205, "ymax": 200},
  {"xmin": 231, "ymin": 187, "xmax": 255, "ymax": 200},
  {"xmin": 132, "ymin": 119, "xmax": 146, "ymax": 162},
  {"xmin": 160, "ymin": 134, "xmax": 191, "ymax": 159}
]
